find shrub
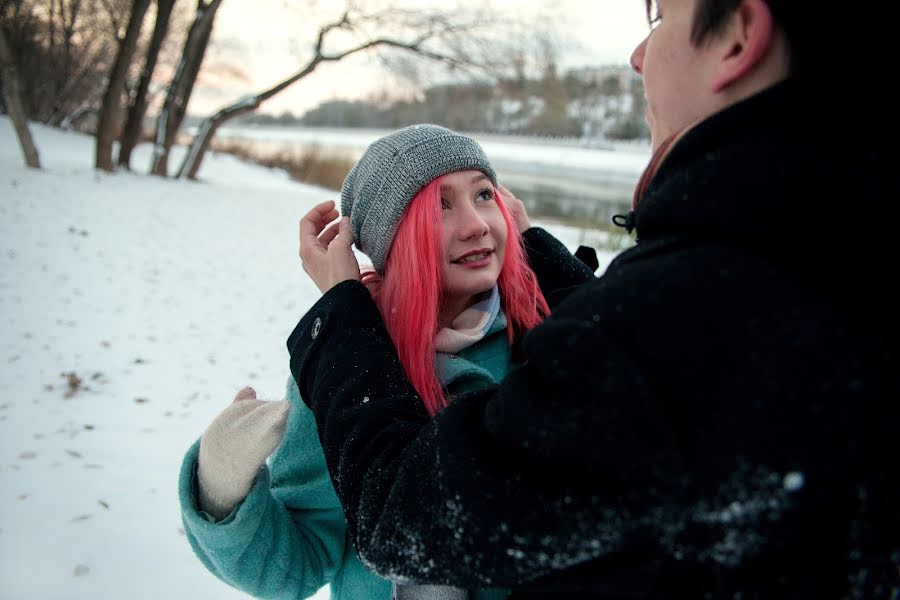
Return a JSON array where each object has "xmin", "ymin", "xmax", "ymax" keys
[{"xmin": 210, "ymin": 139, "xmax": 356, "ymax": 191}]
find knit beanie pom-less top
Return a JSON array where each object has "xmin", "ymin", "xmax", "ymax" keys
[{"xmin": 340, "ymin": 124, "xmax": 497, "ymax": 274}]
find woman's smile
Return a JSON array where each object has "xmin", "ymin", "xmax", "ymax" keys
[{"xmin": 452, "ymin": 248, "xmax": 494, "ymax": 267}]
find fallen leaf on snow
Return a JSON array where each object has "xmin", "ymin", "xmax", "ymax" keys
[{"xmin": 60, "ymin": 372, "xmax": 82, "ymax": 398}]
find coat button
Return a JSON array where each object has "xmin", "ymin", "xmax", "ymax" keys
[{"xmin": 311, "ymin": 317, "xmax": 322, "ymax": 339}]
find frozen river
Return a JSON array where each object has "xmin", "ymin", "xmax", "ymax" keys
[{"xmin": 213, "ymin": 125, "xmax": 652, "ymax": 228}]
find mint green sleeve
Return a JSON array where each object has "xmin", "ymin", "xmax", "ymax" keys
[{"xmin": 178, "ymin": 376, "xmax": 347, "ymax": 599}]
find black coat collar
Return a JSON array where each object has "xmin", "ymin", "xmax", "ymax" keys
[{"xmin": 632, "ymin": 79, "xmax": 897, "ymax": 265}]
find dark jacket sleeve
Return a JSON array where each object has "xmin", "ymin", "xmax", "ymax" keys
[
  {"xmin": 287, "ymin": 279, "xmax": 684, "ymax": 590},
  {"xmin": 521, "ymin": 227, "xmax": 595, "ymax": 308}
]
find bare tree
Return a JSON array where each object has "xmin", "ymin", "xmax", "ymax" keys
[
  {"xmin": 0, "ymin": 20, "xmax": 40, "ymax": 167},
  {"xmin": 176, "ymin": 4, "xmax": 511, "ymax": 179},
  {"xmin": 47, "ymin": 0, "xmax": 87, "ymax": 124},
  {"xmin": 149, "ymin": 0, "xmax": 222, "ymax": 176},
  {"xmin": 1, "ymin": 0, "xmax": 132, "ymax": 126},
  {"xmin": 117, "ymin": 0, "xmax": 175, "ymax": 169},
  {"xmin": 95, "ymin": 0, "xmax": 151, "ymax": 171}
]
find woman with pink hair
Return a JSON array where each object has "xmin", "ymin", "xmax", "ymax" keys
[{"xmin": 178, "ymin": 124, "xmax": 594, "ymax": 600}]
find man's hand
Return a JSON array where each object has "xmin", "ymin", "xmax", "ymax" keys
[
  {"xmin": 196, "ymin": 386, "xmax": 291, "ymax": 521},
  {"xmin": 498, "ymin": 184, "xmax": 532, "ymax": 234},
  {"xmin": 299, "ymin": 200, "xmax": 361, "ymax": 294}
]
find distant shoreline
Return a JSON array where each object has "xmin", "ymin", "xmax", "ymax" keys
[{"xmin": 203, "ymin": 124, "xmax": 648, "ymax": 231}]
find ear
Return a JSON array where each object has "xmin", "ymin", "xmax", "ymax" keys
[{"xmin": 711, "ymin": 0, "xmax": 775, "ymax": 92}]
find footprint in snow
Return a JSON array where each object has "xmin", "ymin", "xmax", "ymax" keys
[{"xmin": 72, "ymin": 565, "xmax": 90, "ymax": 577}]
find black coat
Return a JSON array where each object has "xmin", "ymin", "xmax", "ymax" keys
[{"xmin": 287, "ymin": 80, "xmax": 900, "ymax": 599}]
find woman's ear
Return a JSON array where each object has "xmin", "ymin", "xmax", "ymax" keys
[{"xmin": 711, "ymin": 0, "xmax": 775, "ymax": 92}]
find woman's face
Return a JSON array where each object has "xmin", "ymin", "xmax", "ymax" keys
[{"xmin": 439, "ymin": 169, "xmax": 507, "ymax": 313}]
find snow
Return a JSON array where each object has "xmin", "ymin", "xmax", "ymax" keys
[{"xmin": 0, "ymin": 117, "xmax": 625, "ymax": 599}]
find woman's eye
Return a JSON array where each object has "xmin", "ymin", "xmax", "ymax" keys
[
  {"xmin": 441, "ymin": 198, "xmax": 451, "ymax": 210},
  {"xmin": 648, "ymin": 1, "xmax": 661, "ymax": 28},
  {"xmin": 476, "ymin": 188, "xmax": 495, "ymax": 203}
]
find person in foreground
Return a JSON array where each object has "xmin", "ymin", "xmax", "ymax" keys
[
  {"xmin": 288, "ymin": 0, "xmax": 899, "ymax": 597},
  {"xmin": 178, "ymin": 124, "xmax": 591, "ymax": 599}
]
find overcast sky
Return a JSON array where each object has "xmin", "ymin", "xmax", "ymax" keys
[{"xmin": 188, "ymin": 0, "xmax": 650, "ymax": 117}]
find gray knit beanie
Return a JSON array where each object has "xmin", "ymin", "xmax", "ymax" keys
[{"xmin": 340, "ymin": 124, "xmax": 497, "ymax": 274}]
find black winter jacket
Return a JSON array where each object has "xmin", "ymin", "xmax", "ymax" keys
[{"xmin": 287, "ymin": 80, "xmax": 900, "ymax": 599}]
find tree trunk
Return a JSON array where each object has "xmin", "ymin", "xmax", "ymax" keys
[
  {"xmin": 48, "ymin": 0, "xmax": 84, "ymax": 126},
  {"xmin": 176, "ymin": 97, "xmax": 258, "ymax": 179},
  {"xmin": 150, "ymin": 0, "xmax": 222, "ymax": 177},
  {"xmin": 177, "ymin": 51, "xmax": 330, "ymax": 179},
  {"xmin": 60, "ymin": 103, "xmax": 97, "ymax": 130},
  {"xmin": 94, "ymin": 0, "xmax": 151, "ymax": 172},
  {"xmin": 0, "ymin": 23, "xmax": 40, "ymax": 168},
  {"xmin": 118, "ymin": 0, "xmax": 175, "ymax": 170}
]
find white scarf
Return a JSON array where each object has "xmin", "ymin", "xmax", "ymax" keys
[{"xmin": 434, "ymin": 286, "xmax": 501, "ymax": 354}]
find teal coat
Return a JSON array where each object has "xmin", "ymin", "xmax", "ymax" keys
[{"xmin": 178, "ymin": 314, "xmax": 515, "ymax": 600}]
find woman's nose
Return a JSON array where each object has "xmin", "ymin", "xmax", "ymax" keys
[
  {"xmin": 630, "ymin": 36, "xmax": 647, "ymax": 74},
  {"xmin": 456, "ymin": 206, "xmax": 489, "ymax": 240}
]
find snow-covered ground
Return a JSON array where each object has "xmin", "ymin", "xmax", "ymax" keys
[{"xmin": 0, "ymin": 118, "xmax": 623, "ymax": 600}]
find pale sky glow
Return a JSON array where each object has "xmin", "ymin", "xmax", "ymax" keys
[{"xmin": 189, "ymin": 0, "xmax": 650, "ymax": 117}]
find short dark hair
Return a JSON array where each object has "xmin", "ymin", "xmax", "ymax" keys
[
  {"xmin": 691, "ymin": 0, "xmax": 743, "ymax": 44},
  {"xmin": 643, "ymin": 0, "xmax": 886, "ymax": 104},
  {"xmin": 644, "ymin": 0, "xmax": 748, "ymax": 45}
]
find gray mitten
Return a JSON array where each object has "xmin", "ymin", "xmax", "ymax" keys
[{"xmin": 197, "ymin": 386, "xmax": 291, "ymax": 521}]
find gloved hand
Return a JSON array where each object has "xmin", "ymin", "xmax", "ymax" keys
[{"xmin": 197, "ymin": 386, "xmax": 291, "ymax": 521}]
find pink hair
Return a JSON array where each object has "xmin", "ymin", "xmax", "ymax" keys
[{"xmin": 364, "ymin": 175, "xmax": 549, "ymax": 416}]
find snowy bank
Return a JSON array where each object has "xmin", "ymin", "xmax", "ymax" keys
[{"xmin": 0, "ymin": 118, "xmax": 621, "ymax": 599}]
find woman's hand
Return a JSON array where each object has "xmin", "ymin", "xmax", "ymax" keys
[
  {"xmin": 197, "ymin": 387, "xmax": 291, "ymax": 521},
  {"xmin": 498, "ymin": 184, "xmax": 532, "ymax": 234},
  {"xmin": 299, "ymin": 200, "xmax": 361, "ymax": 294}
]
